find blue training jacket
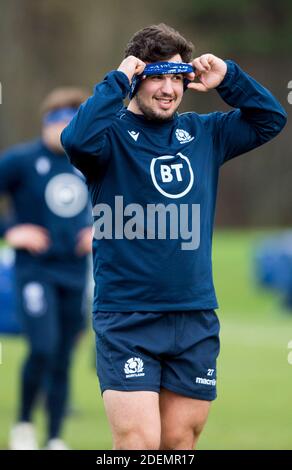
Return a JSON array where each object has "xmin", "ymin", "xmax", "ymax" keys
[
  {"xmin": 61, "ymin": 60, "xmax": 287, "ymax": 311},
  {"xmin": 0, "ymin": 139, "xmax": 91, "ymax": 288}
]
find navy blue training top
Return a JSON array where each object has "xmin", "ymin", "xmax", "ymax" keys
[
  {"xmin": 61, "ymin": 60, "xmax": 287, "ymax": 311},
  {"xmin": 0, "ymin": 139, "xmax": 91, "ymax": 288}
]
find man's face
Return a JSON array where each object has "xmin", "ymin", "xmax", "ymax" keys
[{"xmin": 134, "ymin": 54, "xmax": 185, "ymax": 122}]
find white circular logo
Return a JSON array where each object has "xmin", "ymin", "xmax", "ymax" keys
[
  {"xmin": 45, "ymin": 173, "xmax": 88, "ymax": 217},
  {"xmin": 175, "ymin": 129, "xmax": 194, "ymax": 144},
  {"xmin": 35, "ymin": 157, "xmax": 51, "ymax": 175},
  {"xmin": 150, "ymin": 152, "xmax": 194, "ymax": 199},
  {"xmin": 124, "ymin": 357, "xmax": 144, "ymax": 375}
]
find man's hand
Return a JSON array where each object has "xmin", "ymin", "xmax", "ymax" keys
[
  {"xmin": 117, "ymin": 56, "xmax": 146, "ymax": 83},
  {"xmin": 75, "ymin": 227, "xmax": 93, "ymax": 256},
  {"xmin": 5, "ymin": 224, "xmax": 51, "ymax": 254},
  {"xmin": 187, "ymin": 54, "xmax": 227, "ymax": 92}
]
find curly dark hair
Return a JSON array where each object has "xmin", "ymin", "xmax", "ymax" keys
[{"xmin": 124, "ymin": 23, "xmax": 193, "ymax": 63}]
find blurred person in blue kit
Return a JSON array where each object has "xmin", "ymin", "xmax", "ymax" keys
[{"xmin": 0, "ymin": 87, "xmax": 92, "ymax": 450}]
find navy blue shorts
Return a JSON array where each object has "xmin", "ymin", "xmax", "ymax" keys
[{"xmin": 93, "ymin": 310, "xmax": 220, "ymax": 401}]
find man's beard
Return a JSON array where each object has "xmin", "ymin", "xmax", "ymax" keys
[{"xmin": 135, "ymin": 93, "xmax": 179, "ymax": 122}]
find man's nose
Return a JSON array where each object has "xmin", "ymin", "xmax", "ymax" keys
[{"xmin": 160, "ymin": 77, "xmax": 174, "ymax": 95}]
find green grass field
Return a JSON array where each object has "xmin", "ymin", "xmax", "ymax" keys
[{"xmin": 1, "ymin": 230, "xmax": 292, "ymax": 449}]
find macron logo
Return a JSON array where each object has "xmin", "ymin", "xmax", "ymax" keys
[
  {"xmin": 195, "ymin": 377, "xmax": 216, "ymax": 386},
  {"xmin": 128, "ymin": 130, "xmax": 140, "ymax": 142}
]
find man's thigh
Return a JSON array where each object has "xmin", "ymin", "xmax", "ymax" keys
[
  {"xmin": 103, "ymin": 390, "xmax": 161, "ymax": 448},
  {"xmin": 15, "ymin": 277, "xmax": 58, "ymax": 353},
  {"xmin": 159, "ymin": 388, "xmax": 211, "ymax": 450}
]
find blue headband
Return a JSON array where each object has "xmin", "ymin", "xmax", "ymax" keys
[
  {"xmin": 129, "ymin": 61, "xmax": 194, "ymax": 99},
  {"xmin": 43, "ymin": 107, "xmax": 78, "ymax": 126}
]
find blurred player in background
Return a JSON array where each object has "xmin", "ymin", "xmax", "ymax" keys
[{"xmin": 0, "ymin": 87, "xmax": 92, "ymax": 450}]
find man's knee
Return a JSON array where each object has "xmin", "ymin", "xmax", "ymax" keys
[
  {"xmin": 160, "ymin": 421, "xmax": 206, "ymax": 450},
  {"xmin": 114, "ymin": 427, "xmax": 160, "ymax": 450}
]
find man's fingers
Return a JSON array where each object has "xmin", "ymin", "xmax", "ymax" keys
[
  {"xmin": 117, "ymin": 56, "xmax": 146, "ymax": 82},
  {"xmin": 200, "ymin": 56, "xmax": 211, "ymax": 71},
  {"xmin": 192, "ymin": 59, "xmax": 206, "ymax": 73},
  {"xmin": 135, "ymin": 62, "xmax": 146, "ymax": 75},
  {"xmin": 191, "ymin": 54, "xmax": 214, "ymax": 73},
  {"xmin": 192, "ymin": 57, "xmax": 212, "ymax": 73},
  {"xmin": 187, "ymin": 82, "xmax": 209, "ymax": 93},
  {"xmin": 34, "ymin": 232, "xmax": 50, "ymax": 245},
  {"xmin": 27, "ymin": 231, "xmax": 51, "ymax": 253},
  {"xmin": 5, "ymin": 224, "xmax": 51, "ymax": 254},
  {"xmin": 185, "ymin": 71, "xmax": 196, "ymax": 81},
  {"xmin": 33, "ymin": 238, "xmax": 50, "ymax": 251}
]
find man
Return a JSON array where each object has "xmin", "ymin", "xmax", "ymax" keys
[
  {"xmin": 61, "ymin": 24, "xmax": 287, "ymax": 450},
  {"xmin": 0, "ymin": 87, "xmax": 92, "ymax": 450}
]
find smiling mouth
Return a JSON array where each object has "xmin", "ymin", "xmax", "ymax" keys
[
  {"xmin": 155, "ymin": 97, "xmax": 174, "ymax": 109},
  {"xmin": 155, "ymin": 98, "xmax": 174, "ymax": 103}
]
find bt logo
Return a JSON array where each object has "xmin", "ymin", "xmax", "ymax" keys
[
  {"xmin": 161, "ymin": 163, "xmax": 184, "ymax": 183},
  {"xmin": 150, "ymin": 152, "xmax": 194, "ymax": 199}
]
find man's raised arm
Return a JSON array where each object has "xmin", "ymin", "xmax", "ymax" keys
[
  {"xmin": 61, "ymin": 56, "xmax": 145, "ymax": 175},
  {"xmin": 188, "ymin": 54, "xmax": 287, "ymax": 165}
]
